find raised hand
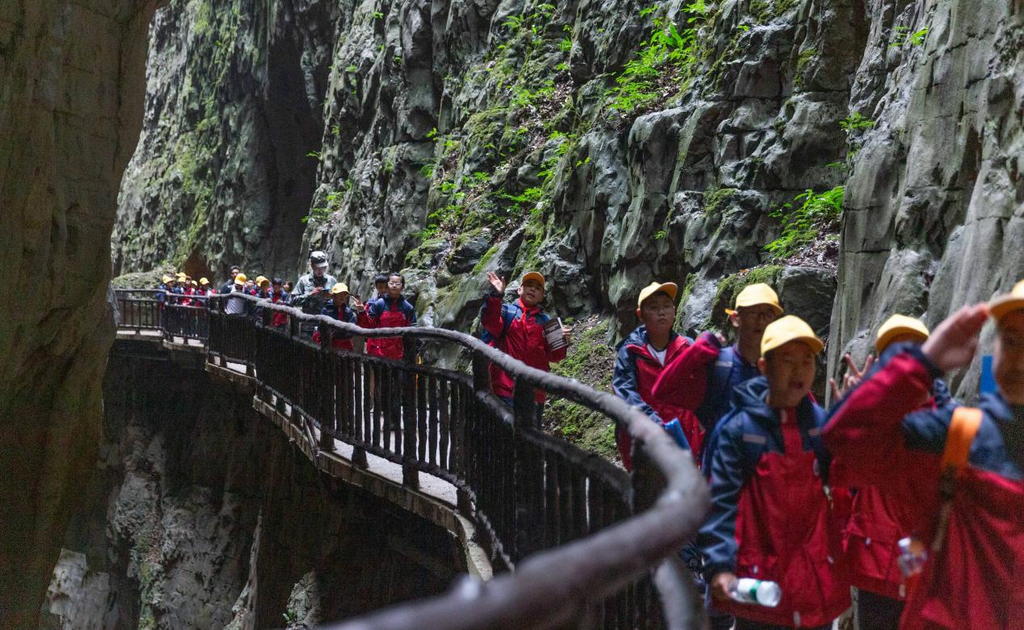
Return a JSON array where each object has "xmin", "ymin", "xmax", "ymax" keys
[
  {"xmin": 561, "ymin": 324, "xmax": 573, "ymax": 342},
  {"xmin": 923, "ymin": 304, "xmax": 989, "ymax": 372},
  {"xmin": 351, "ymin": 295, "xmax": 365, "ymax": 313},
  {"xmin": 487, "ymin": 271, "xmax": 506, "ymax": 294},
  {"xmin": 830, "ymin": 352, "xmax": 875, "ymax": 400}
]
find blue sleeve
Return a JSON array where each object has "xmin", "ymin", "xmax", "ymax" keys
[
  {"xmin": 902, "ymin": 405, "xmax": 954, "ymax": 454},
  {"xmin": 698, "ymin": 421, "xmax": 747, "ymax": 577},
  {"xmin": 611, "ymin": 344, "xmax": 664, "ymax": 425},
  {"xmin": 404, "ymin": 301, "xmax": 417, "ymax": 325},
  {"xmin": 366, "ymin": 298, "xmax": 383, "ymax": 319}
]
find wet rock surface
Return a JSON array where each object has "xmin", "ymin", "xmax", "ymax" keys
[{"xmin": 39, "ymin": 350, "xmax": 457, "ymax": 629}]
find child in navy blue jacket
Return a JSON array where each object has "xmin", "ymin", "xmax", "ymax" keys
[{"xmin": 700, "ymin": 315, "xmax": 849, "ymax": 630}]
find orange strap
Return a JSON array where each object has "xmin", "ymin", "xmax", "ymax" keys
[{"xmin": 940, "ymin": 407, "xmax": 983, "ymax": 474}]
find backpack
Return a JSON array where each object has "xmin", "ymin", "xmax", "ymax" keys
[
  {"xmin": 930, "ymin": 406, "xmax": 983, "ymax": 554},
  {"xmin": 479, "ymin": 301, "xmax": 518, "ymax": 348}
]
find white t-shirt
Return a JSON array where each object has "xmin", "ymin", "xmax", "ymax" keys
[{"xmin": 647, "ymin": 343, "xmax": 668, "ymax": 366}]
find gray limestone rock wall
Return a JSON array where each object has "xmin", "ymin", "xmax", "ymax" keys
[
  {"xmin": 113, "ymin": 0, "xmax": 1024, "ymax": 395},
  {"xmin": 112, "ymin": 0, "xmax": 342, "ymax": 280},
  {"xmin": 0, "ymin": 1, "xmax": 159, "ymax": 625},
  {"xmin": 40, "ymin": 347, "xmax": 458, "ymax": 629}
]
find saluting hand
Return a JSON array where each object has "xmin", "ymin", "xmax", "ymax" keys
[
  {"xmin": 923, "ymin": 303, "xmax": 989, "ymax": 372},
  {"xmin": 487, "ymin": 271, "xmax": 506, "ymax": 294}
]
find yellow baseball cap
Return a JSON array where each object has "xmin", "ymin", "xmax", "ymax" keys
[
  {"xmin": 254, "ymin": 275, "xmax": 267, "ymax": 286},
  {"xmin": 199, "ymin": 277, "xmax": 210, "ymax": 286},
  {"xmin": 176, "ymin": 272, "xmax": 187, "ymax": 280},
  {"xmin": 521, "ymin": 271, "xmax": 546, "ymax": 290},
  {"xmin": 637, "ymin": 281, "xmax": 678, "ymax": 310},
  {"xmin": 234, "ymin": 273, "xmax": 247, "ymax": 284},
  {"xmin": 162, "ymin": 275, "xmax": 172, "ymax": 284},
  {"xmin": 330, "ymin": 282, "xmax": 349, "ymax": 294},
  {"xmin": 258, "ymin": 277, "xmax": 270, "ymax": 288},
  {"xmin": 727, "ymin": 283, "xmax": 783, "ymax": 316},
  {"xmin": 761, "ymin": 315, "xmax": 824, "ymax": 356},
  {"xmin": 989, "ymin": 279, "xmax": 1024, "ymax": 322},
  {"xmin": 875, "ymin": 314, "xmax": 929, "ymax": 353}
]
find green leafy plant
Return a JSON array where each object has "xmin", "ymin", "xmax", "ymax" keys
[
  {"xmin": 607, "ymin": 1, "xmax": 709, "ymax": 113},
  {"xmin": 890, "ymin": 25, "xmax": 929, "ymax": 48},
  {"xmin": 839, "ymin": 112, "xmax": 875, "ymax": 132},
  {"xmin": 764, "ymin": 186, "xmax": 845, "ymax": 259},
  {"xmin": 372, "ymin": 11, "xmax": 384, "ymax": 19}
]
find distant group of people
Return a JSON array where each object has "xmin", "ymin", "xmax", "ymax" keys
[
  {"xmin": 153, "ymin": 251, "xmax": 1024, "ymax": 630},
  {"xmin": 611, "ymin": 277, "xmax": 1024, "ymax": 630}
]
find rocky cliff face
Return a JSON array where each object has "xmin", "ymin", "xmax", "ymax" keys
[
  {"xmin": 0, "ymin": 1, "xmax": 158, "ymax": 624},
  {"xmin": 41, "ymin": 347, "xmax": 458, "ymax": 629},
  {"xmin": 115, "ymin": 0, "xmax": 1023, "ymax": 392}
]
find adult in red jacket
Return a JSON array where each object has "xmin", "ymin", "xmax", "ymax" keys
[
  {"xmin": 823, "ymin": 283, "xmax": 1024, "ymax": 630},
  {"xmin": 358, "ymin": 273, "xmax": 416, "ymax": 360},
  {"xmin": 612, "ymin": 282, "xmax": 699, "ymax": 468},
  {"xmin": 700, "ymin": 316, "xmax": 849, "ymax": 630},
  {"xmin": 480, "ymin": 271, "xmax": 569, "ymax": 404},
  {"xmin": 828, "ymin": 315, "xmax": 954, "ymax": 630}
]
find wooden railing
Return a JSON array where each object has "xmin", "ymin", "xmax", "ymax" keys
[{"xmin": 114, "ymin": 290, "xmax": 710, "ymax": 629}]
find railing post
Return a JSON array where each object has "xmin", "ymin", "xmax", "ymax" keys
[
  {"xmin": 402, "ymin": 335, "xmax": 419, "ymax": 490},
  {"xmin": 471, "ymin": 353, "xmax": 490, "ymax": 392},
  {"xmin": 629, "ymin": 438, "xmax": 664, "ymax": 514},
  {"xmin": 512, "ymin": 378, "xmax": 537, "ymax": 429}
]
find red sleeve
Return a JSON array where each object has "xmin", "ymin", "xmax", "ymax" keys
[
  {"xmin": 357, "ymin": 311, "xmax": 376, "ymax": 329},
  {"xmin": 481, "ymin": 295, "xmax": 504, "ymax": 337},
  {"xmin": 823, "ymin": 352, "xmax": 935, "ymax": 485},
  {"xmin": 651, "ymin": 334, "xmax": 720, "ymax": 410}
]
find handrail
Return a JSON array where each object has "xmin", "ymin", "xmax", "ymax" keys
[{"xmin": 115, "ymin": 289, "xmax": 710, "ymax": 628}]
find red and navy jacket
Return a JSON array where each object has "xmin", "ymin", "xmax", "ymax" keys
[
  {"xmin": 828, "ymin": 348, "xmax": 954, "ymax": 601},
  {"xmin": 480, "ymin": 292, "xmax": 567, "ymax": 403},
  {"xmin": 268, "ymin": 289, "xmax": 290, "ymax": 328},
  {"xmin": 699, "ymin": 376, "xmax": 850, "ymax": 628},
  {"xmin": 824, "ymin": 344, "xmax": 1024, "ymax": 630},
  {"xmin": 652, "ymin": 334, "xmax": 750, "ymax": 457},
  {"xmin": 612, "ymin": 325, "xmax": 694, "ymax": 468},
  {"xmin": 359, "ymin": 296, "xmax": 416, "ymax": 359},
  {"xmin": 312, "ymin": 302, "xmax": 357, "ymax": 351}
]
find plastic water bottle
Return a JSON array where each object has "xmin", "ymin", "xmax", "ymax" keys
[
  {"xmin": 729, "ymin": 578, "xmax": 782, "ymax": 607},
  {"xmin": 897, "ymin": 536, "xmax": 928, "ymax": 578}
]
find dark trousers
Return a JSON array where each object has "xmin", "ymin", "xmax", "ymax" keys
[{"xmin": 856, "ymin": 588, "xmax": 903, "ymax": 630}]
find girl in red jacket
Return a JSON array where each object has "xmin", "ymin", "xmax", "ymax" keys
[{"xmin": 357, "ymin": 272, "xmax": 416, "ymax": 360}]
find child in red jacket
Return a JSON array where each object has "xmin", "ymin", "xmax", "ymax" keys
[
  {"xmin": 357, "ymin": 272, "xmax": 416, "ymax": 360},
  {"xmin": 824, "ymin": 282, "xmax": 1024, "ymax": 630},
  {"xmin": 612, "ymin": 281, "xmax": 706, "ymax": 469},
  {"xmin": 481, "ymin": 271, "xmax": 570, "ymax": 405},
  {"xmin": 700, "ymin": 316, "xmax": 850, "ymax": 630},
  {"xmin": 829, "ymin": 315, "xmax": 953, "ymax": 630}
]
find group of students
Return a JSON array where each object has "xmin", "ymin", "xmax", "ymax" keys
[{"xmin": 611, "ymin": 278, "xmax": 1024, "ymax": 630}]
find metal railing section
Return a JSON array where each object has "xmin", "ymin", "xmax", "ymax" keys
[{"xmin": 114, "ymin": 290, "xmax": 710, "ymax": 629}]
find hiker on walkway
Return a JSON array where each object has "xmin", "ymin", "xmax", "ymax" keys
[
  {"xmin": 358, "ymin": 272, "xmax": 416, "ymax": 360},
  {"xmin": 220, "ymin": 266, "xmax": 241, "ymax": 294},
  {"xmin": 612, "ymin": 281, "xmax": 698, "ymax": 469},
  {"xmin": 363, "ymin": 273, "xmax": 389, "ymax": 357},
  {"xmin": 827, "ymin": 315, "xmax": 954, "ymax": 630},
  {"xmin": 292, "ymin": 251, "xmax": 337, "ymax": 314},
  {"xmin": 480, "ymin": 270, "xmax": 570, "ymax": 406},
  {"xmin": 652, "ymin": 283, "xmax": 783, "ymax": 458},
  {"xmin": 313, "ymin": 283, "xmax": 360, "ymax": 352},
  {"xmin": 824, "ymin": 282, "xmax": 1024, "ymax": 630},
  {"xmin": 224, "ymin": 273, "xmax": 249, "ymax": 315},
  {"xmin": 198, "ymin": 277, "xmax": 214, "ymax": 298},
  {"xmin": 267, "ymin": 277, "xmax": 290, "ymax": 329},
  {"xmin": 700, "ymin": 315, "xmax": 850, "ymax": 630}
]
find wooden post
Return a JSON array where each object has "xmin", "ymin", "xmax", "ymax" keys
[{"xmin": 402, "ymin": 336, "xmax": 420, "ymax": 490}]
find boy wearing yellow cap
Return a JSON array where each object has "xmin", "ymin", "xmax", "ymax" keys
[
  {"xmin": 313, "ymin": 283, "xmax": 358, "ymax": 351},
  {"xmin": 700, "ymin": 316, "xmax": 850, "ymax": 629},
  {"xmin": 824, "ymin": 282, "xmax": 1024, "ymax": 630},
  {"xmin": 828, "ymin": 315, "xmax": 954, "ymax": 630},
  {"xmin": 653, "ymin": 283, "xmax": 783, "ymax": 457},
  {"xmin": 481, "ymin": 270, "xmax": 570, "ymax": 405},
  {"xmin": 613, "ymin": 281, "xmax": 703, "ymax": 469}
]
